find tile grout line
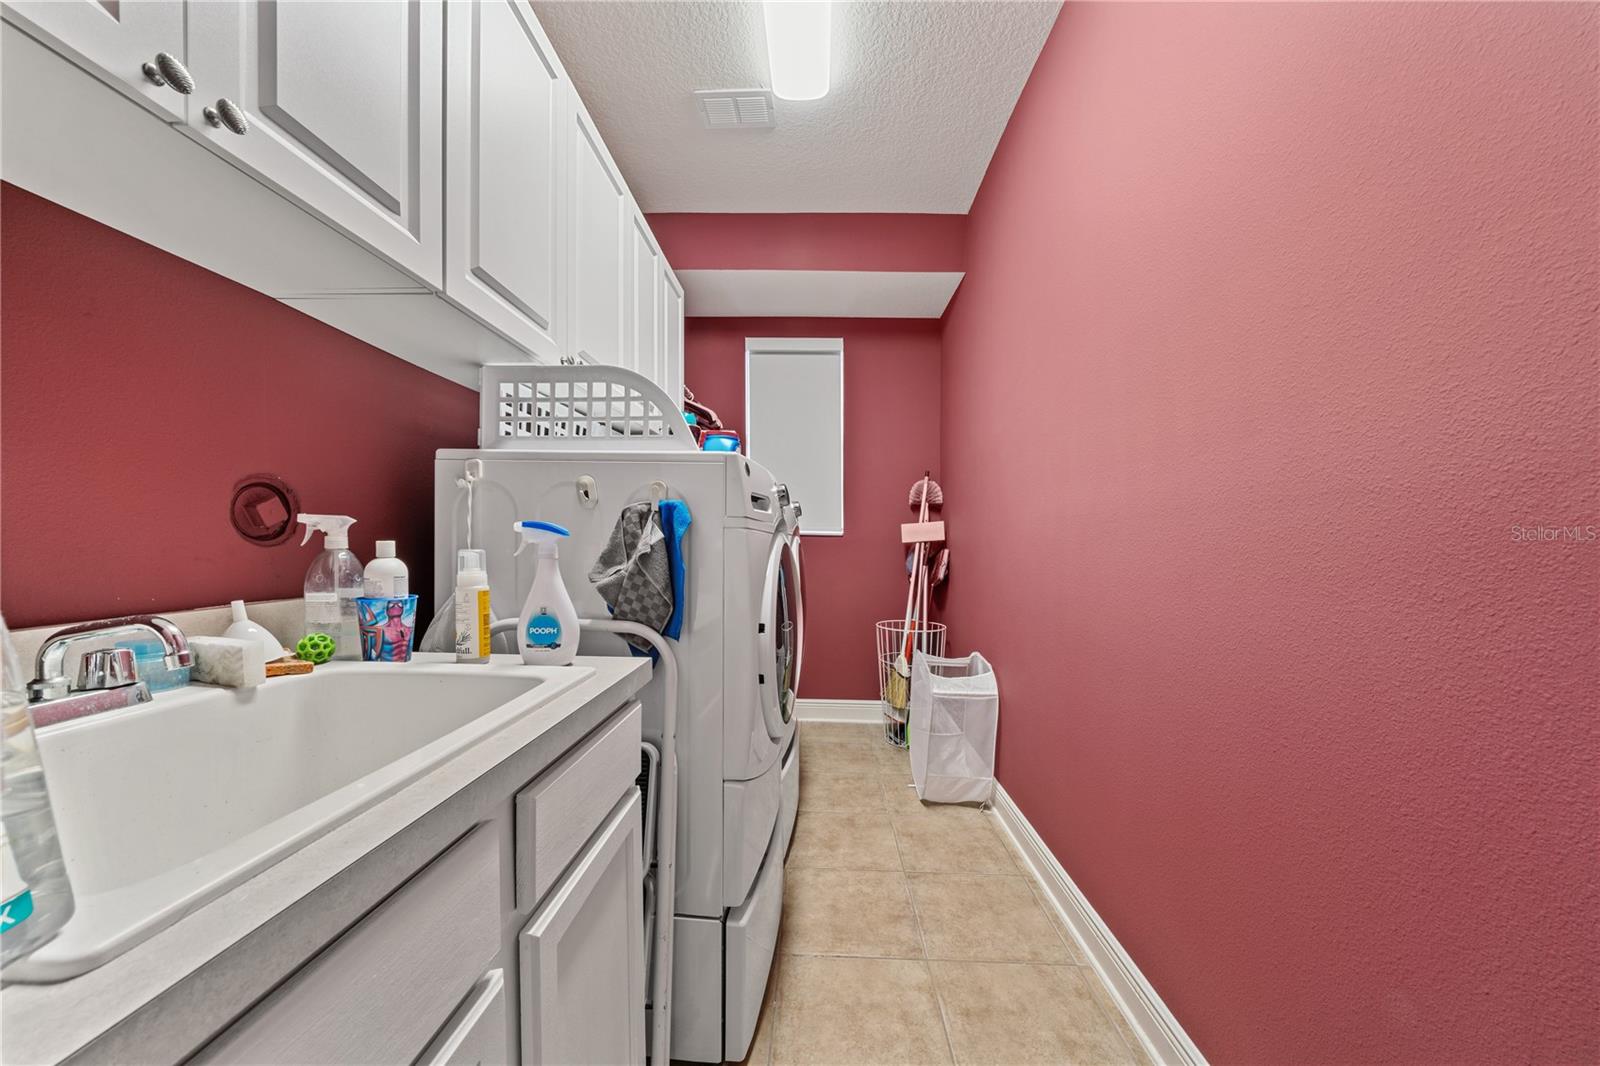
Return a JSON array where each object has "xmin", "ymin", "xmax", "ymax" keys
[{"xmin": 888, "ymin": 774, "xmax": 961, "ymax": 1066}]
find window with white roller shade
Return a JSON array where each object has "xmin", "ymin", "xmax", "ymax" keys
[{"xmin": 745, "ymin": 338, "xmax": 844, "ymax": 535}]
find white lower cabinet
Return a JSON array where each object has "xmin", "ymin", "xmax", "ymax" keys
[
  {"xmin": 420, "ymin": 968, "xmax": 511, "ymax": 1066},
  {"xmin": 519, "ymin": 790, "xmax": 646, "ymax": 1066},
  {"xmin": 186, "ymin": 703, "xmax": 645, "ymax": 1066},
  {"xmin": 194, "ymin": 825, "xmax": 502, "ymax": 1065}
]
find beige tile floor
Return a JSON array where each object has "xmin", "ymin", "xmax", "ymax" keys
[{"xmin": 732, "ymin": 722, "xmax": 1152, "ymax": 1066}]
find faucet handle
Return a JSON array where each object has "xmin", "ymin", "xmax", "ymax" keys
[{"xmin": 77, "ymin": 648, "xmax": 140, "ymax": 691}]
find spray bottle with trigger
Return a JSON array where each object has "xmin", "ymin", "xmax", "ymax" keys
[
  {"xmin": 297, "ymin": 514, "xmax": 363, "ymax": 660},
  {"xmin": 513, "ymin": 521, "xmax": 579, "ymax": 666}
]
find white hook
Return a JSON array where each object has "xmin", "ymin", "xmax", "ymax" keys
[
  {"xmin": 649, "ymin": 480, "xmax": 667, "ymax": 506},
  {"xmin": 577, "ymin": 475, "xmax": 598, "ymax": 508}
]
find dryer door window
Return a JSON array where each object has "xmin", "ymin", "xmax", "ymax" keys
[{"xmin": 758, "ymin": 536, "xmax": 802, "ymax": 738}]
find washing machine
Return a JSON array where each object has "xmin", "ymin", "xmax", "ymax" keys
[
  {"xmin": 432, "ymin": 365, "xmax": 803, "ymax": 1062},
  {"xmin": 773, "ymin": 483, "xmax": 804, "ymax": 860}
]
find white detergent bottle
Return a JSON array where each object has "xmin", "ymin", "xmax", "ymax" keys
[
  {"xmin": 513, "ymin": 521, "xmax": 578, "ymax": 666},
  {"xmin": 298, "ymin": 514, "xmax": 363, "ymax": 660}
]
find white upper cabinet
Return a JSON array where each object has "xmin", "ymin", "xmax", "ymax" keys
[
  {"xmin": 443, "ymin": 0, "xmax": 566, "ymax": 361},
  {"xmin": 661, "ymin": 264, "xmax": 685, "ymax": 407},
  {"xmin": 2, "ymin": 0, "xmax": 188, "ymax": 121},
  {"xmin": 568, "ymin": 97, "xmax": 629, "ymax": 368},
  {"xmin": 185, "ymin": 0, "xmax": 443, "ymax": 288},
  {"xmin": 626, "ymin": 207, "xmax": 662, "ymax": 383},
  {"xmin": 3, "ymin": 0, "xmax": 683, "ymax": 388}
]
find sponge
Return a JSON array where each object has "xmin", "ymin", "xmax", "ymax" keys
[{"xmin": 190, "ymin": 636, "xmax": 267, "ymax": 688}]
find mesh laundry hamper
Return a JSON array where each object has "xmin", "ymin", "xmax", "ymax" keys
[{"xmin": 910, "ymin": 651, "xmax": 998, "ymax": 804}]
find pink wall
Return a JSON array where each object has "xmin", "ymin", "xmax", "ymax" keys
[
  {"xmin": 940, "ymin": 4, "xmax": 1599, "ymax": 1062},
  {"xmin": 684, "ymin": 318, "xmax": 940, "ymax": 700},
  {"xmin": 648, "ymin": 213, "xmax": 965, "ymax": 273},
  {"xmin": 0, "ymin": 183, "xmax": 478, "ymax": 629}
]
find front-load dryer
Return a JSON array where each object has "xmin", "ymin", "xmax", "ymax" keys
[{"xmin": 432, "ymin": 362, "xmax": 799, "ymax": 1063}]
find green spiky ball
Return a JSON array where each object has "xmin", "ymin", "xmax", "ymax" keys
[{"xmin": 296, "ymin": 633, "xmax": 336, "ymax": 664}]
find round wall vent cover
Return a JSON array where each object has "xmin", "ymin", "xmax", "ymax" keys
[{"xmin": 230, "ymin": 475, "xmax": 300, "ymax": 546}]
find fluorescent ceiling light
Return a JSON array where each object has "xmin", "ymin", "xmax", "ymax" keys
[{"xmin": 763, "ymin": 1, "xmax": 831, "ymax": 101}]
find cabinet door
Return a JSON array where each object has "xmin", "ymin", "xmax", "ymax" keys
[
  {"xmin": 186, "ymin": 0, "xmax": 443, "ymax": 287},
  {"xmin": 443, "ymin": 0, "xmax": 565, "ymax": 361},
  {"xmin": 567, "ymin": 96, "xmax": 627, "ymax": 367},
  {"xmin": 1, "ymin": 0, "xmax": 187, "ymax": 120},
  {"xmin": 196, "ymin": 825, "xmax": 501, "ymax": 1065},
  {"xmin": 660, "ymin": 264, "xmax": 685, "ymax": 407},
  {"xmin": 519, "ymin": 790, "xmax": 644, "ymax": 1066},
  {"xmin": 626, "ymin": 208, "xmax": 662, "ymax": 384},
  {"xmin": 419, "ymin": 968, "xmax": 510, "ymax": 1066}
]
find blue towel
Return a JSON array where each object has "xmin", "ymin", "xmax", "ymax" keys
[{"xmin": 657, "ymin": 498, "xmax": 692, "ymax": 640}]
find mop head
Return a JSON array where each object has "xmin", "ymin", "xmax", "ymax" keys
[{"xmin": 909, "ymin": 478, "xmax": 944, "ymax": 509}]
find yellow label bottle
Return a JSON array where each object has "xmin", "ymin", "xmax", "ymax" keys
[{"xmin": 453, "ymin": 549, "xmax": 492, "ymax": 664}]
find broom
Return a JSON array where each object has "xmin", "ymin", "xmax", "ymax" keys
[{"xmin": 885, "ymin": 474, "xmax": 942, "ymax": 711}]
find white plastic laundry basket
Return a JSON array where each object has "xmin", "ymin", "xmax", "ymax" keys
[{"xmin": 909, "ymin": 651, "xmax": 998, "ymax": 805}]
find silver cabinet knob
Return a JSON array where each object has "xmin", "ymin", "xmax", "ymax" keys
[
  {"xmin": 77, "ymin": 648, "xmax": 140, "ymax": 691},
  {"xmin": 204, "ymin": 98, "xmax": 249, "ymax": 135},
  {"xmin": 141, "ymin": 52, "xmax": 194, "ymax": 95}
]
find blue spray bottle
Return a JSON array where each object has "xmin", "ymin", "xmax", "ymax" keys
[{"xmin": 513, "ymin": 521, "xmax": 578, "ymax": 666}]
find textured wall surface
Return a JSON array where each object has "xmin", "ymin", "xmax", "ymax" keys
[
  {"xmin": 1, "ymin": 184, "xmax": 478, "ymax": 628},
  {"xmin": 534, "ymin": 0, "xmax": 1060, "ymax": 212},
  {"xmin": 939, "ymin": 3, "xmax": 1599, "ymax": 1062},
  {"xmin": 685, "ymin": 318, "xmax": 941, "ymax": 700}
]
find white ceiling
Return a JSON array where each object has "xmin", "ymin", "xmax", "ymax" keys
[{"xmin": 532, "ymin": 1, "xmax": 1062, "ymax": 214}]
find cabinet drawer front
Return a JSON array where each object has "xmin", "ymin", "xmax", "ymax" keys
[
  {"xmin": 520, "ymin": 790, "xmax": 645, "ymax": 1066},
  {"xmin": 419, "ymin": 967, "xmax": 510, "ymax": 1066},
  {"xmin": 195, "ymin": 825, "xmax": 501, "ymax": 1066},
  {"xmin": 516, "ymin": 702, "xmax": 641, "ymax": 909}
]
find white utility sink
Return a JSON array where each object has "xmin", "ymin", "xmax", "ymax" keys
[{"xmin": 8, "ymin": 657, "xmax": 593, "ymax": 983}]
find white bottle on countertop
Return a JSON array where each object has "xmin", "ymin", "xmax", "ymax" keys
[
  {"xmin": 298, "ymin": 515, "xmax": 363, "ymax": 660},
  {"xmin": 513, "ymin": 521, "xmax": 578, "ymax": 667},
  {"xmin": 363, "ymin": 540, "xmax": 409, "ymax": 598},
  {"xmin": 453, "ymin": 549, "xmax": 491, "ymax": 664}
]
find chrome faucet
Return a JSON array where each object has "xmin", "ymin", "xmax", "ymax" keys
[{"xmin": 26, "ymin": 615, "xmax": 191, "ymax": 724}]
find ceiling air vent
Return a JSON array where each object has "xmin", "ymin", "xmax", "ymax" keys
[{"xmin": 695, "ymin": 88, "xmax": 775, "ymax": 130}]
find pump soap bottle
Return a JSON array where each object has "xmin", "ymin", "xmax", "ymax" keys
[
  {"xmin": 298, "ymin": 514, "xmax": 363, "ymax": 660},
  {"xmin": 513, "ymin": 521, "xmax": 579, "ymax": 666},
  {"xmin": 454, "ymin": 549, "xmax": 491, "ymax": 664}
]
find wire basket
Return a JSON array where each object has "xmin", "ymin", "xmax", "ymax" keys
[{"xmin": 876, "ymin": 619, "xmax": 947, "ymax": 748}]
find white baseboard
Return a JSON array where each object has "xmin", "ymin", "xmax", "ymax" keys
[
  {"xmin": 991, "ymin": 782, "xmax": 1206, "ymax": 1066},
  {"xmin": 795, "ymin": 698, "xmax": 881, "ymax": 723}
]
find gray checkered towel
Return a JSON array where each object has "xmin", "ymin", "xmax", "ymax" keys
[{"xmin": 588, "ymin": 502, "xmax": 674, "ymax": 650}]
